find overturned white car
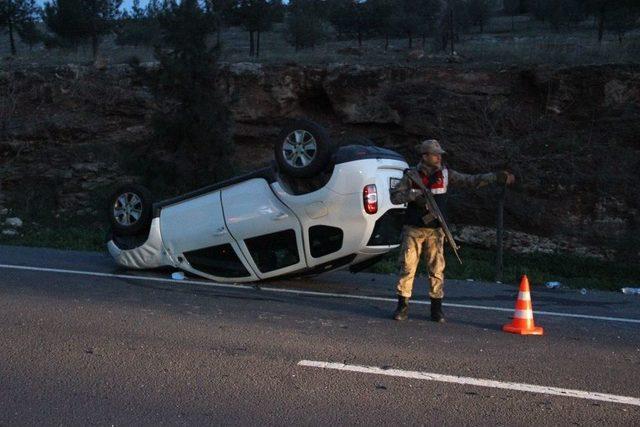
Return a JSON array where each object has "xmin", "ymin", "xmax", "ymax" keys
[{"xmin": 107, "ymin": 119, "xmax": 409, "ymax": 282}]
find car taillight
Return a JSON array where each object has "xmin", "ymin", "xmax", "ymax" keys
[{"xmin": 363, "ymin": 184, "xmax": 378, "ymax": 214}]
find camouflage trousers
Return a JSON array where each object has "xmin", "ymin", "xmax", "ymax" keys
[{"xmin": 396, "ymin": 225, "xmax": 446, "ymax": 299}]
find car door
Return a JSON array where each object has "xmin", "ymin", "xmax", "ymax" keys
[
  {"xmin": 221, "ymin": 178, "xmax": 306, "ymax": 280},
  {"xmin": 159, "ymin": 190, "xmax": 259, "ymax": 282}
]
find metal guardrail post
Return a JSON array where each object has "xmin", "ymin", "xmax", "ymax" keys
[{"xmin": 496, "ymin": 185, "xmax": 506, "ymax": 282}]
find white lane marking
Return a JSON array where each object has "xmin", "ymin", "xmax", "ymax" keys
[
  {"xmin": 298, "ymin": 360, "xmax": 640, "ymax": 407},
  {"xmin": 1, "ymin": 263, "xmax": 640, "ymax": 324}
]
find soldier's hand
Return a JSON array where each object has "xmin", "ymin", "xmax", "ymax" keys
[
  {"xmin": 408, "ymin": 189, "xmax": 422, "ymax": 202},
  {"xmin": 497, "ymin": 171, "xmax": 516, "ymax": 186},
  {"xmin": 409, "ymin": 189, "xmax": 428, "ymax": 205},
  {"xmin": 415, "ymin": 194, "xmax": 429, "ymax": 205}
]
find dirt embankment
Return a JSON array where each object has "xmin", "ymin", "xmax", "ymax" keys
[{"xmin": 1, "ymin": 62, "xmax": 639, "ymax": 260}]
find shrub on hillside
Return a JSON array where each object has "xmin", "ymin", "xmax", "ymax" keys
[
  {"xmin": 136, "ymin": 0, "xmax": 235, "ymax": 192},
  {"xmin": 285, "ymin": 3, "xmax": 330, "ymax": 50},
  {"xmin": 0, "ymin": 0, "xmax": 40, "ymax": 55},
  {"xmin": 43, "ymin": 0, "xmax": 122, "ymax": 58},
  {"xmin": 114, "ymin": 0, "xmax": 161, "ymax": 47}
]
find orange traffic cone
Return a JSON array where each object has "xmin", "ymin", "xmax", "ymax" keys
[{"xmin": 503, "ymin": 275, "xmax": 544, "ymax": 335}]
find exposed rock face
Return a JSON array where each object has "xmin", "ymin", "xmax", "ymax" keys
[
  {"xmin": 455, "ymin": 225, "xmax": 616, "ymax": 260},
  {"xmin": 4, "ymin": 217, "xmax": 22, "ymax": 227},
  {"xmin": 1, "ymin": 62, "xmax": 639, "ymax": 260}
]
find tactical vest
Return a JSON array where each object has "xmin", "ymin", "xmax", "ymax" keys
[{"xmin": 405, "ymin": 167, "xmax": 449, "ymax": 229}]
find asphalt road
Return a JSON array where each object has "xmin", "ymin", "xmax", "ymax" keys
[{"xmin": 1, "ymin": 245, "xmax": 639, "ymax": 425}]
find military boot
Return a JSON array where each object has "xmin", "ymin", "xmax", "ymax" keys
[
  {"xmin": 393, "ymin": 296, "xmax": 409, "ymax": 321},
  {"xmin": 430, "ymin": 298, "xmax": 445, "ymax": 323}
]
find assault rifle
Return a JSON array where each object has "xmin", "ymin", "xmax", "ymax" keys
[{"xmin": 407, "ymin": 169, "xmax": 463, "ymax": 264}]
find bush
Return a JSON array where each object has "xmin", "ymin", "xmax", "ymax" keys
[
  {"xmin": 140, "ymin": 0, "xmax": 235, "ymax": 192},
  {"xmin": 114, "ymin": 0, "xmax": 161, "ymax": 47},
  {"xmin": 285, "ymin": 7, "xmax": 329, "ymax": 50}
]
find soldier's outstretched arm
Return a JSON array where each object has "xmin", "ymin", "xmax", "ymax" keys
[{"xmin": 448, "ymin": 169, "xmax": 499, "ymax": 189}]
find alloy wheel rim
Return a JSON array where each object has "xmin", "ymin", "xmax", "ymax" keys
[
  {"xmin": 113, "ymin": 192, "xmax": 143, "ymax": 226},
  {"xmin": 282, "ymin": 130, "xmax": 317, "ymax": 168}
]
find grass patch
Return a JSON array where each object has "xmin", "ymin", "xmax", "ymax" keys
[
  {"xmin": 0, "ymin": 223, "xmax": 107, "ymax": 252},
  {"xmin": 2, "ymin": 20, "xmax": 639, "ymax": 68},
  {"xmin": 1, "ymin": 222, "xmax": 636, "ymax": 292},
  {"xmin": 369, "ymin": 245, "xmax": 639, "ymax": 291}
]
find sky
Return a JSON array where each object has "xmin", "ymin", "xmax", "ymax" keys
[
  {"xmin": 121, "ymin": 0, "xmax": 140, "ymax": 9},
  {"xmin": 35, "ymin": 0, "xmax": 295, "ymax": 13},
  {"xmin": 36, "ymin": 0, "xmax": 145, "ymax": 12},
  {"xmin": 36, "ymin": 0, "xmax": 291, "ymax": 12}
]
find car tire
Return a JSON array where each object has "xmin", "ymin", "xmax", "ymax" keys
[
  {"xmin": 274, "ymin": 118, "xmax": 336, "ymax": 178},
  {"xmin": 108, "ymin": 184, "xmax": 153, "ymax": 236}
]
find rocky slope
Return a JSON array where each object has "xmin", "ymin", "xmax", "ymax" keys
[{"xmin": 1, "ymin": 62, "xmax": 638, "ymax": 260}]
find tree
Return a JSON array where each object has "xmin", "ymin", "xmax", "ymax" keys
[
  {"xmin": 607, "ymin": 1, "xmax": 640, "ymax": 44},
  {"xmin": 82, "ymin": 0, "xmax": 123, "ymax": 56},
  {"xmin": 418, "ymin": 0, "xmax": 443, "ymax": 47},
  {"xmin": 531, "ymin": 0, "xmax": 584, "ymax": 30},
  {"xmin": 43, "ymin": 0, "xmax": 88, "ymax": 48},
  {"xmin": 0, "ymin": 0, "xmax": 39, "ymax": 55},
  {"xmin": 43, "ymin": 0, "xmax": 122, "ymax": 58},
  {"xmin": 204, "ymin": 0, "xmax": 239, "ymax": 47},
  {"xmin": 237, "ymin": 0, "xmax": 281, "ymax": 57},
  {"xmin": 552, "ymin": 0, "xmax": 584, "ymax": 30},
  {"xmin": 146, "ymin": 0, "xmax": 235, "ymax": 189},
  {"xmin": 15, "ymin": 19, "xmax": 44, "ymax": 50},
  {"xmin": 503, "ymin": 0, "xmax": 520, "ymax": 31},
  {"xmin": 530, "ymin": 0, "xmax": 553, "ymax": 23},
  {"xmin": 285, "ymin": 0, "xmax": 329, "ymax": 51},
  {"xmin": 368, "ymin": 0, "xmax": 394, "ymax": 50},
  {"xmin": 584, "ymin": 0, "xmax": 607, "ymax": 42},
  {"xmin": 115, "ymin": 0, "xmax": 162, "ymax": 47},
  {"xmin": 585, "ymin": 0, "xmax": 640, "ymax": 43},
  {"xmin": 325, "ymin": 0, "xmax": 348, "ymax": 39},
  {"xmin": 393, "ymin": 0, "xmax": 442, "ymax": 49},
  {"xmin": 436, "ymin": 0, "xmax": 468, "ymax": 52},
  {"xmin": 287, "ymin": 0, "xmax": 332, "ymax": 22},
  {"xmin": 327, "ymin": 0, "xmax": 373, "ymax": 47},
  {"xmin": 392, "ymin": 0, "xmax": 421, "ymax": 49},
  {"xmin": 467, "ymin": 0, "xmax": 491, "ymax": 33}
]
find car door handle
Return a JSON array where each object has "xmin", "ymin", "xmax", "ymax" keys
[
  {"xmin": 273, "ymin": 212, "xmax": 289, "ymax": 220},
  {"xmin": 213, "ymin": 226, "xmax": 227, "ymax": 236}
]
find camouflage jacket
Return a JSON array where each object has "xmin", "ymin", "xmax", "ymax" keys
[{"xmin": 390, "ymin": 161, "xmax": 497, "ymax": 228}]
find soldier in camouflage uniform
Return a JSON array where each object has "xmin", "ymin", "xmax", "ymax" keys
[{"xmin": 390, "ymin": 139, "xmax": 515, "ymax": 322}]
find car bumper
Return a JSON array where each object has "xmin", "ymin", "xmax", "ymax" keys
[{"xmin": 107, "ymin": 218, "xmax": 175, "ymax": 270}]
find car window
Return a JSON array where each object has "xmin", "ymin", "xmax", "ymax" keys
[
  {"xmin": 245, "ymin": 229, "xmax": 300, "ymax": 273},
  {"xmin": 184, "ymin": 244, "xmax": 251, "ymax": 278},
  {"xmin": 309, "ymin": 225, "xmax": 343, "ymax": 258}
]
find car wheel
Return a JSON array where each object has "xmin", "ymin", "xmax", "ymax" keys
[
  {"xmin": 274, "ymin": 118, "xmax": 336, "ymax": 178},
  {"xmin": 108, "ymin": 184, "xmax": 153, "ymax": 236}
]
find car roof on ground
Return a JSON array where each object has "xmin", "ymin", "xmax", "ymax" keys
[
  {"xmin": 334, "ymin": 145, "xmax": 406, "ymax": 164},
  {"xmin": 153, "ymin": 145, "xmax": 406, "ymax": 215}
]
